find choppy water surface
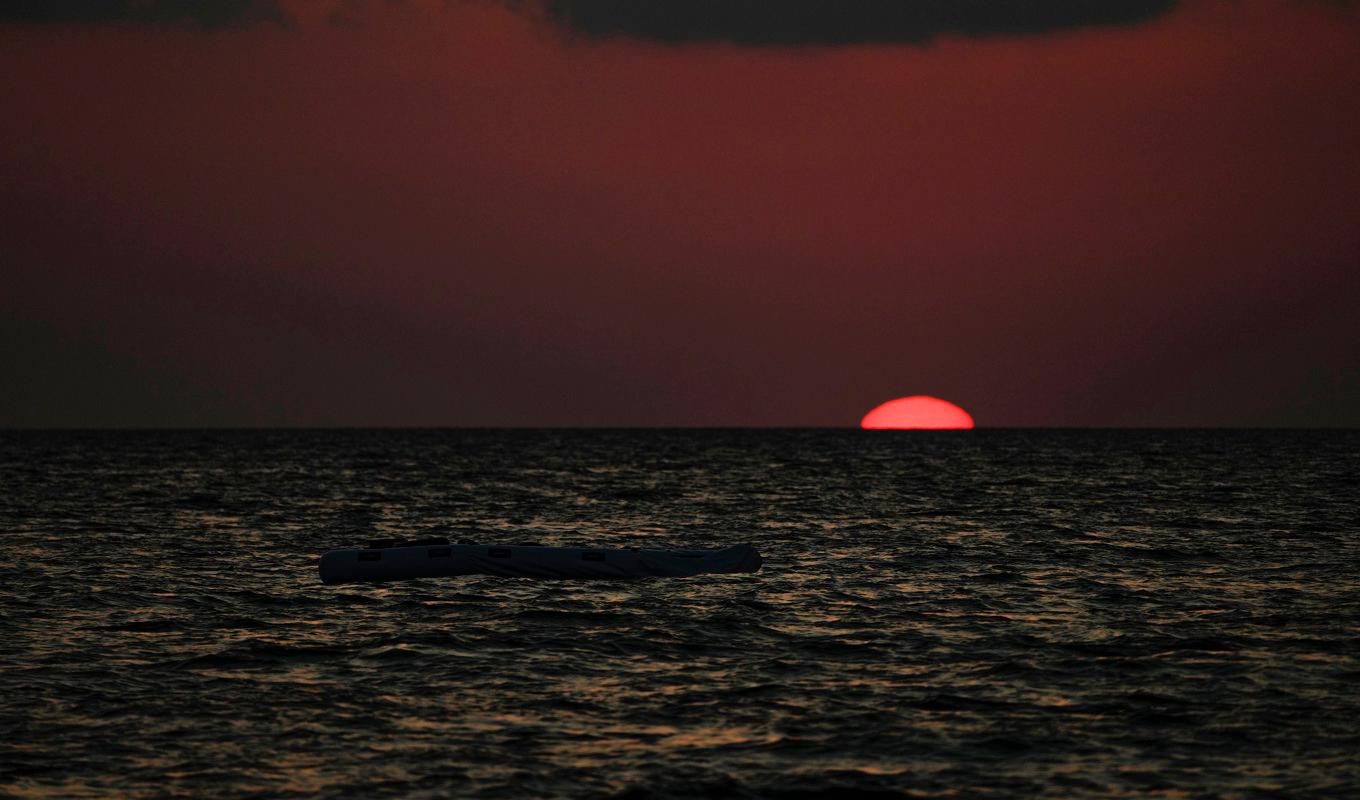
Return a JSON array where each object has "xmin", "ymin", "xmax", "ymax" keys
[{"xmin": 2, "ymin": 429, "xmax": 1358, "ymax": 798}]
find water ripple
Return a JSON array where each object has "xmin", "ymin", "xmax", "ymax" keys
[{"xmin": 2, "ymin": 429, "xmax": 1358, "ymax": 798}]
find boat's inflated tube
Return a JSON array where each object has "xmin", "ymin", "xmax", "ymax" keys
[{"xmin": 318, "ymin": 540, "xmax": 762, "ymax": 584}]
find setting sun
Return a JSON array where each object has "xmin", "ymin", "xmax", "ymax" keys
[{"xmin": 860, "ymin": 396, "xmax": 975, "ymax": 430}]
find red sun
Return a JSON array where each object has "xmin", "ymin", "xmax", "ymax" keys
[{"xmin": 861, "ymin": 396, "xmax": 975, "ymax": 430}]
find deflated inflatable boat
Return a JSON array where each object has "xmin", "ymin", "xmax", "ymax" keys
[{"xmin": 318, "ymin": 538, "xmax": 762, "ymax": 584}]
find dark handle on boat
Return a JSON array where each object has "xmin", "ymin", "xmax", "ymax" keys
[{"xmin": 488, "ymin": 548, "xmax": 512, "ymax": 558}]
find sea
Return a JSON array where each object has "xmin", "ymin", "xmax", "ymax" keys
[{"xmin": 2, "ymin": 429, "xmax": 1357, "ymax": 798}]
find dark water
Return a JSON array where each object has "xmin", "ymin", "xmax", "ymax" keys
[{"xmin": 2, "ymin": 429, "xmax": 1358, "ymax": 798}]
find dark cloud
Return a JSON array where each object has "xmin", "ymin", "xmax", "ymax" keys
[
  {"xmin": 542, "ymin": 0, "xmax": 1180, "ymax": 45},
  {"xmin": 0, "ymin": 1, "xmax": 1183, "ymax": 39},
  {"xmin": 0, "ymin": 1, "xmax": 286, "ymax": 28}
]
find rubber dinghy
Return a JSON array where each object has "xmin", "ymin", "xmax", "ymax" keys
[{"xmin": 318, "ymin": 538, "xmax": 762, "ymax": 584}]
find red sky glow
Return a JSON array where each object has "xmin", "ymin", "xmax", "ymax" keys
[{"xmin": 1, "ymin": 1, "xmax": 1357, "ymax": 426}]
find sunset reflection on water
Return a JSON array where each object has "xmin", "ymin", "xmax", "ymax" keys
[{"xmin": 2, "ymin": 429, "xmax": 1357, "ymax": 797}]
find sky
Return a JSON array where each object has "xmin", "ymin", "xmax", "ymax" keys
[{"xmin": 1, "ymin": 0, "xmax": 1357, "ymax": 427}]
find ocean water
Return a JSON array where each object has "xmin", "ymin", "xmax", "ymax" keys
[{"xmin": 2, "ymin": 429, "xmax": 1358, "ymax": 798}]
